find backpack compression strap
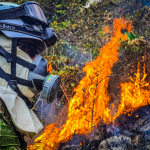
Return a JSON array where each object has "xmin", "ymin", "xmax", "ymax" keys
[
  {"xmin": 0, "ymin": 44, "xmax": 35, "ymax": 87},
  {"xmin": 0, "ymin": 45, "xmax": 36, "ymax": 71},
  {"xmin": 0, "ymin": 39, "xmax": 34, "ymax": 109}
]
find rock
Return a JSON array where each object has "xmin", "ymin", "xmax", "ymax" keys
[
  {"xmin": 138, "ymin": 120, "xmax": 150, "ymax": 133},
  {"xmin": 131, "ymin": 135, "xmax": 144, "ymax": 145},
  {"xmin": 146, "ymin": 145, "xmax": 150, "ymax": 150},
  {"xmin": 98, "ymin": 135, "xmax": 132, "ymax": 150},
  {"xmin": 144, "ymin": 134, "xmax": 150, "ymax": 142},
  {"xmin": 60, "ymin": 144, "xmax": 82, "ymax": 150}
]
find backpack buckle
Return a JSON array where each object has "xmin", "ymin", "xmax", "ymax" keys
[{"xmin": 8, "ymin": 80, "xmax": 17, "ymax": 90}]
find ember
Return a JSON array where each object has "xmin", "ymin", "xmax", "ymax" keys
[{"xmin": 27, "ymin": 18, "xmax": 132, "ymax": 150}]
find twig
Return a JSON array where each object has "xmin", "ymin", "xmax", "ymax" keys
[
  {"xmin": 64, "ymin": 76, "xmax": 79, "ymax": 84},
  {"xmin": 86, "ymin": 142, "xmax": 91, "ymax": 149},
  {"xmin": 96, "ymin": 60, "xmax": 134, "ymax": 87},
  {"xmin": 90, "ymin": 60, "xmax": 134, "ymax": 132},
  {"xmin": 91, "ymin": 75, "xmax": 99, "ymax": 132},
  {"xmin": 105, "ymin": 138, "xmax": 113, "ymax": 150},
  {"xmin": 60, "ymin": 84, "xmax": 70, "ymax": 103}
]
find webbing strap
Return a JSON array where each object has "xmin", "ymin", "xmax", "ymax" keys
[
  {"xmin": 0, "ymin": 6, "xmax": 26, "ymax": 20},
  {"xmin": 0, "ymin": 45, "xmax": 34, "ymax": 87},
  {"xmin": 0, "ymin": 39, "xmax": 34, "ymax": 109},
  {"xmin": 0, "ymin": 45, "xmax": 12, "ymax": 63},
  {"xmin": 14, "ymin": 86, "xmax": 34, "ymax": 108},
  {"xmin": 9, "ymin": 39, "xmax": 33, "ymax": 109},
  {"xmin": 0, "ymin": 68, "xmax": 33, "ymax": 109},
  {"xmin": 0, "ymin": 45, "xmax": 36, "ymax": 71},
  {"xmin": 0, "ymin": 67, "xmax": 11, "ymax": 82},
  {"xmin": 11, "ymin": 39, "xmax": 17, "ymax": 81},
  {"xmin": 16, "ymin": 56, "xmax": 36, "ymax": 71},
  {"xmin": 7, "ymin": 73, "xmax": 33, "ymax": 88}
]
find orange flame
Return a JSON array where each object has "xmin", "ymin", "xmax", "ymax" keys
[
  {"xmin": 27, "ymin": 18, "xmax": 132, "ymax": 150},
  {"xmin": 114, "ymin": 62, "xmax": 150, "ymax": 120},
  {"xmin": 104, "ymin": 26, "xmax": 111, "ymax": 33}
]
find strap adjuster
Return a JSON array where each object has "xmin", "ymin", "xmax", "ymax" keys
[{"xmin": 8, "ymin": 80, "xmax": 17, "ymax": 90}]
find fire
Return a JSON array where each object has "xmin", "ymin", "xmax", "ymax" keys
[
  {"xmin": 27, "ymin": 18, "xmax": 132, "ymax": 150},
  {"xmin": 104, "ymin": 26, "xmax": 111, "ymax": 33},
  {"xmin": 114, "ymin": 62, "xmax": 150, "ymax": 120}
]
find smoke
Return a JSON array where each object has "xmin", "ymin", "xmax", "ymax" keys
[
  {"xmin": 33, "ymin": 94, "xmax": 62, "ymax": 124},
  {"xmin": 62, "ymin": 43, "xmax": 92, "ymax": 68}
]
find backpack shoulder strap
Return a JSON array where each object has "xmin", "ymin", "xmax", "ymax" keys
[
  {"xmin": 0, "ymin": 39, "xmax": 33, "ymax": 109},
  {"xmin": 0, "ymin": 45, "xmax": 12, "ymax": 63},
  {"xmin": 0, "ymin": 45, "xmax": 36, "ymax": 71}
]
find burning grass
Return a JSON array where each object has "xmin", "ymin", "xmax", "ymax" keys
[
  {"xmin": 114, "ymin": 62, "xmax": 150, "ymax": 120},
  {"xmin": 27, "ymin": 18, "xmax": 133, "ymax": 150}
]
